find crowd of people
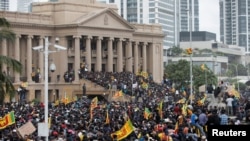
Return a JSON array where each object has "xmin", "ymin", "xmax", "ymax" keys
[{"xmin": 0, "ymin": 71, "xmax": 250, "ymax": 141}]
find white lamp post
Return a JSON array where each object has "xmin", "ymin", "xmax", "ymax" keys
[
  {"xmin": 185, "ymin": 8, "xmax": 193, "ymax": 104},
  {"xmin": 33, "ymin": 37, "xmax": 66, "ymax": 141},
  {"xmin": 229, "ymin": 64, "xmax": 240, "ymax": 92}
]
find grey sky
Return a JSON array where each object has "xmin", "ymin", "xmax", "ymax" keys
[{"xmin": 199, "ymin": 0, "xmax": 220, "ymax": 41}]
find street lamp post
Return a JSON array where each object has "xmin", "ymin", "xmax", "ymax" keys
[
  {"xmin": 187, "ymin": 9, "xmax": 193, "ymax": 104},
  {"xmin": 33, "ymin": 37, "xmax": 66, "ymax": 141},
  {"xmin": 235, "ymin": 64, "xmax": 240, "ymax": 92},
  {"xmin": 183, "ymin": 8, "xmax": 193, "ymax": 104},
  {"xmin": 236, "ymin": 64, "xmax": 240, "ymax": 92},
  {"xmin": 229, "ymin": 64, "xmax": 240, "ymax": 92}
]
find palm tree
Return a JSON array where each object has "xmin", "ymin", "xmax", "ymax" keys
[{"xmin": 0, "ymin": 18, "xmax": 22, "ymax": 104}]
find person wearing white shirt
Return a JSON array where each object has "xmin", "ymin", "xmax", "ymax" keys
[{"xmin": 226, "ymin": 96, "xmax": 234, "ymax": 116}]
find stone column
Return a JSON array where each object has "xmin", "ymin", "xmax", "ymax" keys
[
  {"xmin": 117, "ymin": 38, "xmax": 123, "ymax": 72},
  {"xmin": 96, "ymin": 36, "xmax": 102, "ymax": 72},
  {"xmin": 86, "ymin": 36, "xmax": 92, "ymax": 72},
  {"xmin": 126, "ymin": 40, "xmax": 132, "ymax": 72},
  {"xmin": 74, "ymin": 36, "xmax": 81, "ymax": 82},
  {"xmin": 58, "ymin": 37, "xmax": 68, "ymax": 83},
  {"xmin": 39, "ymin": 36, "xmax": 44, "ymax": 83},
  {"xmin": 2, "ymin": 39, "xmax": 7, "ymax": 72},
  {"xmin": 107, "ymin": 37, "xmax": 113, "ymax": 72},
  {"xmin": 142, "ymin": 42, "xmax": 147, "ymax": 72},
  {"xmin": 27, "ymin": 35, "xmax": 33, "ymax": 83},
  {"xmin": 134, "ymin": 42, "xmax": 139, "ymax": 73},
  {"xmin": 14, "ymin": 35, "xmax": 21, "ymax": 83}
]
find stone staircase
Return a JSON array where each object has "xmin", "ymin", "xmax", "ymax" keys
[
  {"xmin": 80, "ymin": 78, "xmax": 106, "ymax": 90},
  {"xmin": 74, "ymin": 79, "xmax": 108, "ymax": 96}
]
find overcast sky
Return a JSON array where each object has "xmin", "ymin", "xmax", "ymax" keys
[{"xmin": 199, "ymin": 0, "xmax": 220, "ymax": 41}]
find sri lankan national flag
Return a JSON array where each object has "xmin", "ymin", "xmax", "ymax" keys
[
  {"xmin": 197, "ymin": 94, "xmax": 207, "ymax": 106},
  {"xmin": 141, "ymin": 82, "xmax": 149, "ymax": 89},
  {"xmin": 140, "ymin": 71, "xmax": 148, "ymax": 78},
  {"xmin": 61, "ymin": 93, "xmax": 70, "ymax": 105},
  {"xmin": 111, "ymin": 119, "xmax": 134, "ymax": 140},
  {"xmin": 201, "ymin": 64, "xmax": 206, "ymax": 71},
  {"xmin": 181, "ymin": 103, "xmax": 188, "ymax": 116},
  {"xmin": 105, "ymin": 110, "xmax": 110, "ymax": 124},
  {"xmin": 91, "ymin": 96, "xmax": 98, "ymax": 109},
  {"xmin": 90, "ymin": 97, "xmax": 98, "ymax": 120},
  {"xmin": 54, "ymin": 100, "xmax": 59, "ymax": 106},
  {"xmin": 158, "ymin": 101, "xmax": 163, "ymax": 119},
  {"xmin": 144, "ymin": 108, "xmax": 152, "ymax": 120},
  {"xmin": 176, "ymin": 98, "xmax": 186, "ymax": 104},
  {"xmin": 0, "ymin": 111, "xmax": 15, "ymax": 130},
  {"xmin": 113, "ymin": 90, "xmax": 123, "ymax": 98}
]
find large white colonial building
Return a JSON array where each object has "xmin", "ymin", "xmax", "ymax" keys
[{"xmin": 0, "ymin": 0, "xmax": 164, "ymax": 102}]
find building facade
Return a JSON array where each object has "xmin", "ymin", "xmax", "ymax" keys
[
  {"xmin": 17, "ymin": 0, "xmax": 33, "ymax": 12},
  {"xmin": 180, "ymin": 31, "xmax": 216, "ymax": 42},
  {"xmin": 96, "ymin": 0, "xmax": 200, "ymax": 66},
  {"xmin": 220, "ymin": 0, "xmax": 250, "ymax": 53},
  {"xmin": 179, "ymin": 0, "xmax": 199, "ymax": 32},
  {"xmin": 96, "ymin": 0, "xmax": 179, "ymax": 66},
  {"xmin": 1, "ymin": 0, "xmax": 164, "ymax": 102},
  {"xmin": 0, "ymin": 0, "xmax": 9, "ymax": 11},
  {"xmin": 177, "ymin": 41, "xmax": 246, "ymax": 75}
]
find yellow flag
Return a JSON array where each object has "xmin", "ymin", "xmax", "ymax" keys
[
  {"xmin": 201, "ymin": 64, "xmax": 205, "ymax": 71},
  {"xmin": 61, "ymin": 93, "xmax": 70, "ymax": 105},
  {"xmin": 90, "ymin": 97, "xmax": 98, "ymax": 120},
  {"xmin": 176, "ymin": 98, "xmax": 186, "ymax": 104},
  {"xmin": 113, "ymin": 90, "xmax": 123, "ymax": 98},
  {"xmin": 54, "ymin": 100, "xmax": 59, "ymax": 106},
  {"xmin": 181, "ymin": 103, "xmax": 188, "ymax": 116},
  {"xmin": 111, "ymin": 119, "xmax": 134, "ymax": 140},
  {"xmin": 158, "ymin": 101, "xmax": 163, "ymax": 119},
  {"xmin": 105, "ymin": 111, "xmax": 110, "ymax": 124},
  {"xmin": 91, "ymin": 96, "xmax": 98, "ymax": 109},
  {"xmin": 48, "ymin": 117, "xmax": 51, "ymax": 129}
]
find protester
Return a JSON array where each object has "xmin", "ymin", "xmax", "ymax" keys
[{"xmin": 0, "ymin": 71, "xmax": 247, "ymax": 141}]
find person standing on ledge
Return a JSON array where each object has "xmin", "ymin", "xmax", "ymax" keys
[{"xmin": 82, "ymin": 83, "xmax": 86, "ymax": 97}]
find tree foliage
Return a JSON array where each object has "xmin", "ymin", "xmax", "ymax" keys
[
  {"xmin": 228, "ymin": 64, "xmax": 248, "ymax": 76},
  {"xmin": 167, "ymin": 46, "xmax": 183, "ymax": 57},
  {"xmin": 192, "ymin": 64, "xmax": 217, "ymax": 90},
  {"xmin": 165, "ymin": 60, "xmax": 217, "ymax": 92}
]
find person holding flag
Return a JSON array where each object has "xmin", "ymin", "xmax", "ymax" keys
[
  {"xmin": 144, "ymin": 107, "xmax": 152, "ymax": 120},
  {"xmin": 90, "ymin": 96, "xmax": 98, "ymax": 120},
  {"xmin": 110, "ymin": 118, "xmax": 134, "ymax": 140},
  {"xmin": 158, "ymin": 101, "xmax": 163, "ymax": 120}
]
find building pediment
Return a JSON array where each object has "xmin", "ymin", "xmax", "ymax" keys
[{"xmin": 75, "ymin": 8, "xmax": 135, "ymax": 31}]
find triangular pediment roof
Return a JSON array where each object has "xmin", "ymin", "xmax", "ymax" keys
[{"xmin": 74, "ymin": 8, "xmax": 135, "ymax": 30}]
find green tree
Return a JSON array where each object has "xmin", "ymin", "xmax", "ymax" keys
[
  {"xmin": 228, "ymin": 64, "xmax": 247, "ymax": 76},
  {"xmin": 165, "ymin": 60, "xmax": 217, "ymax": 92},
  {"xmin": 165, "ymin": 60, "xmax": 190, "ymax": 89},
  {"xmin": 192, "ymin": 64, "xmax": 217, "ymax": 91},
  {"xmin": 0, "ymin": 18, "xmax": 22, "ymax": 104},
  {"xmin": 167, "ymin": 46, "xmax": 183, "ymax": 57}
]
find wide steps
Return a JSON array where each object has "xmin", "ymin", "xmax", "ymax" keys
[
  {"xmin": 72, "ymin": 79, "xmax": 108, "ymax": 96},
  {"xmin": 80, "ymin": 79, "xmax": 106, "ymax": 91}
]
